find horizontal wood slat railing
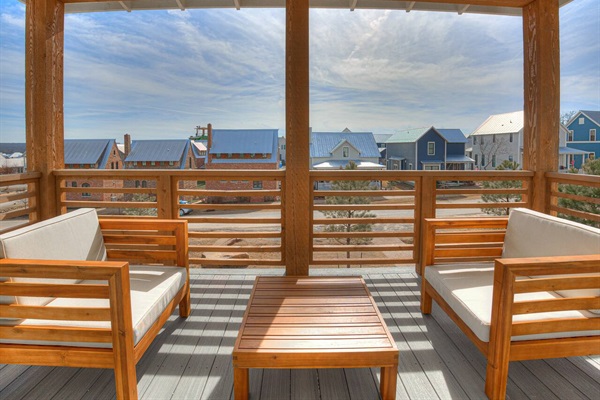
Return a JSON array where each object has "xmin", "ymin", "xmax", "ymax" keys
[
  {"xmin": 546, "ymin": 172, "xmax": 600, "ymax": 227},
  {"xmin": 5, "ymin": 169, "xmax": 598, "ymax": 269},
  {"xmin": 0, "ymin": 172, "xmax": 41, "ymax": 233}
]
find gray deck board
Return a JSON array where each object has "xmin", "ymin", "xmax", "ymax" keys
[{"xmin": 1, "ymin": 270, "xmax": 599, "ymax": 400}]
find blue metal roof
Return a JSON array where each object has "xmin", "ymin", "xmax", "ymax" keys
[
  {"xmin": 437, "ymin": 129, "xmax": 467, "ymax": 143},
  {"xmin": 64, "ymin": 139, "xmax": 113, "ymax": 166},
  {"xmin": 310, "ymin": 132, "xmax": 380, "ymax": 158},
  {"xmin": 125, "ymin": 140, "xmax": 189, "ymax": 162},
  {"xmin": 446, "ymin": 155, "xmax": 474, "ymax": 163},
  {"xmin": 211, "ymin": 129, "xmax": 279, "ymax": 155},
  {"xmin": 209, "ymin": 129, "xmax": 279, "ymax": 164},
  {"xmin": 580, "ymin": 110, "xmax": 600, "ymax": 126},
  {"xmin": 0, "ymin": 143, "xmax": 26, "ymax": 155}
]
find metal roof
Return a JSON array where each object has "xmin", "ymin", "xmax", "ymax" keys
[
  {"xmin": 209, "ymin": 129, "xmax": 279, "ymax": 164},
  {"xmin": 312, "ymin": 160, "xmax": 385, "ymax": 170},
  {"xmin": 373, "ymin": 134, "xmax": 393, "ymax": 144},
  {"xmin": 0, "ymin": 143, "xmax": 26, "ymax": 155},
  {"xmin": 57, "ymin": 0, "xmax": 573, "ymax": 17},
  {"xmin": 559, "ymin": 146, "xmax": 593, "ymax": 155},
  {"xmin": 310, "ymin": 132, "xmax": 380, "ymax": 158},
  {"xmin": 437, "ymin": 129, "xmax": 467, "ymax": 143},
  {"xmin": 125, "ymin": 140, "xmax": 189, "ymax": 162},
  {"xmin": 64, "ymin": 139, "xmax": 113, "ymax": 166},
  {"xmin": 446, "ymin": 155, "xmax": 474, "ymax": 163},
  {"xmin": 385, "ymin": 127, "xmax": 432, "ymax": 144},
  {"xmin": 470, "ymin": 111, "xmax": 524, "ymax": 136}
]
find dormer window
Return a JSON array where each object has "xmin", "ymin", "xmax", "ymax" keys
[{"xmin": 343, "ymin": 146, "xmax": 349, "ymax": 158}]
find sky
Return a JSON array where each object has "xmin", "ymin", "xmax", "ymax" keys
[{"xmin": 0, "ymin": 0, "xmax": 598, "ymax": 143}]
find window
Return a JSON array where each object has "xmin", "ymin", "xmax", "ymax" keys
[
  {"xmin": 591, "ymin": 129, "xmax": 597, "ymax": 141},
  {"xmin": 408, "ymin": 163, "xmax": 413, "ymax": 170},
  {"xmin": 115, "ymin": 163, "xmax": 119, "ymax": 169},
  {"xmin": 169, "ymin": 161, "xmax": 174, "ymax": 166},
  {"xmin": 189, "ymin": 159, "xmax": 193, "ymax": 168},
  {"xmin": 342, "ymin": 146, "xmax": 349, "ymax": 157},
  {"xmin": 473, "ymin": 136, "xmax": 477, "ymax": 145},
  {"xmin": 427, "ymin": 142, "xmax": 435, "ymax": 155},
  {"xmin": 579, "ymin": 117, "xmax": 584, "ymax": 125},
  {"xmin": 111, "ymin": 162, "xmax": 114, "ymax": 169},
  {"xmin": 142, "ymin": 161, "xmax": 147, "ymax": 166},
  {"xmin": 492, "ymin": 155, "xmax": 496, "ymax": 168},
  {"xmin": 135, "ymin": 180, "xmax": 140, "ymax": 188},
  {"xmin": 474, "ymin": 154, "xmax": 478, "ymax": 165},
  {"xmin": 508, "ymin": 155, "xmax": 513, "ymax": 162},
  {"xmin": 481, "ymin": 154, "xmax": 485, "ymax": 167},
  {"xmin": 253, "ymin": 181, "xmax": 262, "ymax": 190},
  {"xmin": 568, "ymin": 130, "xmax": 574, "ymax": 141},
  {"xmin": 72, "ymin": 181, "xmax": 77, "ymax": 187},
  {"xmin": 480, "ymin": 136, "xmax": 484, "ymax": 144},
  {"xmin": 510, "ymin": 133, "xmax": 513, "ymax": 143},
  {"xmin": 82, "ymin": 183, "xmax": 90, "ymax": 197},
  {"xmin": 141, "ymin": 181, "xmax": 148, "ymax": 188},
  {"xmin": 424, "ymin": 165, "xmax": 440, "ymax": 170},
  {"xmin": 151, "ymin": 161, "xmax": 156, "ymax": 166},
  {"xmin": 492, "ymin": 135, "xmax": 496, "ymax": 143}
]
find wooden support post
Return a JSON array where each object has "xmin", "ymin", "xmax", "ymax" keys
[
  {"xmin": 416, "ymin": 175, "xmax": 436, "ymax": 275},
  {"xmin": 26, "ymin": 0, "xmax": 64, "ymax": 219},
  {"xmin": 284, "ymin": 0, "xmax": 310, "ymax": 276},
  {"xmin": 522, "ymin": 0, "xmax": 560, "ymax": 213}
]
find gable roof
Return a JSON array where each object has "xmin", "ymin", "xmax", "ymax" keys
[
  {"xmin": 310, "ymin": 132, "xmax": 380, "ymax": 158},
  {"xmin": 385, "ymin": 127, "xmax": 434, "ymax": 144},
  {"xmin": 373, "ymin": 134, "xmax": 393, "ymax": 144},
  {"xmin": 64, "ymin": 139, "xmax": 114, "ymax": 167},
  {"xmin": 125, "ymin": 140, "xmax": 189, "ymax": 163},
  {"xmin": 211, "ymin": 129, "xmax": 278, "ymax": 155},
  {"xmin": 471, "ymin": 111, "xmax": 523, "ymax": 136},
  {"xmin": 437, "ymin": 129, "xmax": 467, "ymax": 143},
  {"xmin": 572, "ymin": 110, "xmax": 600, "ymax": 126}
]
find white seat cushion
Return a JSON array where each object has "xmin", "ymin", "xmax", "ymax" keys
[
  {"xmin": 1, "ymin": 265, "xmax": 186, "ymax": 348},
  {"xmin": 425, "ymin": 263, "xmax": 599, "ymax": 343}
]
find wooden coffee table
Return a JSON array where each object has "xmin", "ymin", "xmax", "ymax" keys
[{"xmin": 232, "ymin": 276, "xmax": 398, "ymax": 400}]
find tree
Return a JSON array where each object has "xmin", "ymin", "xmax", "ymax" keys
[
  {"xmin": 560, "ymin": 110, "xmax": 577, "ymax": 126},
  {"xmin": 321, "ymin": 161, "xmax": 376, "ymax": 267},
  {"xmin": 477, "ymin": 135, "xmax": 511, "ymax": 170},
  {"xmin": 558, "ymin": 158, "xmax": 600, "ymax": 227},
  {"xmin": 481, "ymin": 160, "xmax": 522, "ymax": 215}
]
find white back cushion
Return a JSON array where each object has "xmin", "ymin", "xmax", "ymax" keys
[
  {"xmin": 0, "ymin": 208, "xmax": 106, "ymax": 306},
  {"xmin": 503, "ymin": 208, "xmax": 600, "ymax": 259}
]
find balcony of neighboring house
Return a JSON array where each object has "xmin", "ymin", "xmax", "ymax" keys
[{"xmin": 0, "ymin": 0, "xmax": 599, "ymax": 399}]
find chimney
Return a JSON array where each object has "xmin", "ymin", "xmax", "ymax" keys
[
  {"xmin": 124, "ymin": 133, "xmax": 131, "ymax": 157},
  {"xmin": 207, "ymin": 123, "xmax": 213, "ymax": 150}
]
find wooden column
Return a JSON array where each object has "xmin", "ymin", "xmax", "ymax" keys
[
  {"xmin": 26, "ymin": 0, "xmax": 65, "ymax": 219},
  {"xmin": 522, "ymin": 0, "xmax": 560, "ymax": 212},
  {"xmin": 284, "ymin": 0, "xmax": 310, "ymax": 276}
]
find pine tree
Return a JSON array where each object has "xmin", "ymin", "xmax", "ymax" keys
[
  {"xmin": 481, "ymin": 160, "xmax": 522, "ymax": 215},
  {"xmin": 558, "ymin": 158, "xmax": 600, "ymax": 227},
  {"xmin": 321, "ymin": 161, "xmax": 376, "ymax": 266}
]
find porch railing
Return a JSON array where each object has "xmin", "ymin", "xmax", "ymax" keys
[{"xmin": 4, "ymin": 169, "xmax": 595, "ymax": 267}]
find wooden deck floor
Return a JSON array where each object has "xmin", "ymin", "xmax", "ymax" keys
[{"xmin": 1, "ymin": 269, "xmax": 599, "ymax": 400}]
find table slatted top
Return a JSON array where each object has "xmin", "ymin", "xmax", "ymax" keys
[{"xmin": 233, "ymin": 276, "xmax": 398, "ymax": 368}]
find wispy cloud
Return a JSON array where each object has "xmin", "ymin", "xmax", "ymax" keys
[{"xmin": 0, "ymin": 0, "xmax": 598, "ymax": 142}]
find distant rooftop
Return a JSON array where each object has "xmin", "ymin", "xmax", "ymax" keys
[
  {"xmin": 126, "ymin": 140, "xmax": 189, "ymax": 162},
  {"xmin": 0, "ymin": 143, "xmax": 26, "ymax": 155},
  {"xmin": 437, "ymin": 129, "xmax": 467, "ymax": 143},
  {"xmin": 64, "ymin": 139, "xmax": 114, "ymax": 166},
  {"xmin": 470, "ymin": 111, "xmax": 524, "ymax": 136},
  {"xmin": 577, "ymin": 111, "xmax": 600, "ymax": 126},
  {"xmin": 310, "ymin": 131, "xmax": 380, "ymax": 158},
  {"xmin": 386, "ymin": 127, "xmax": 431, "ymax": 144}
]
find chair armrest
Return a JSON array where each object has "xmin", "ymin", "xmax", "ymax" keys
[
  {"xmin": 99, "ymin": 218, "xmax": 188, "ymax": 269},
  {"xmin": 490, "ymin": 254, "xmax": 600, "ymax": 344},
  {"xmin": 0, "ymin": 258, "xmax": 134, "ymax": 348},
  {"xmin": 420, "ymin": 217, "xmax": 508, "ymax": 274}
]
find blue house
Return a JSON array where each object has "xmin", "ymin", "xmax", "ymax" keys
[
  {"xmin": 566, "ymin": 110, "xmax": 600, "ymax": 168},
  {"xmin": 385, "ymin": 127, "xmax": 473, "ymax": 170},
  {"xmin": 310, "ymin": 131, "xmax": 384, "ymax": 170}
]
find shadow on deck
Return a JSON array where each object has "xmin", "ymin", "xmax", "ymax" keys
[{"xmin": 1, "ymin": 269, "xmax": 598, "ymax": 400}]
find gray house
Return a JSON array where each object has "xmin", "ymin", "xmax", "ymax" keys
[{"xmin": 310, "ymin": 131, "xmax": 384, "ymax": 170}]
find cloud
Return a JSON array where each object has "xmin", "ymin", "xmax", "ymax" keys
[{"xmin": 0, "ymin": 2, "xmax": 597, "ymax": 142}]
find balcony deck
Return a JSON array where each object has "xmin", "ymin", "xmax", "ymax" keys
[{"xmin": 1, "ymin": 268, "xmax": 599, "ymax": 400}]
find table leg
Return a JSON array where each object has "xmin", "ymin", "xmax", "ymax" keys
[
  {"xmin": 380, "ymin": 365, "xmax": 398, "ymax": 400},
  {"xmin": 233, "ymin": 367, "xmax": 249, "ymax": 400}
]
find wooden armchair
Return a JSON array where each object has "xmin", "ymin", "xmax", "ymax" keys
[
  {"xmin": 419, "ymin": 208, "xmax": 600, "ymax": 399},
  {"xmin": 0, "ymin": 209, "xmax": 190, "ymax": 399}
]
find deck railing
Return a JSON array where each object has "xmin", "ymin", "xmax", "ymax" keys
[
  {"xmin": 5, "ymin": 169, "xmax": 596, "ymax": 267},
  {"xmin": 0, "ymin": 172, "xmax": 41, "ymax": 233}
]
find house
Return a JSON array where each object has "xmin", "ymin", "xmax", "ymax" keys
[
  {"xmin": 373, "ymin": 133, "xmax": 393, "ymax": 164},
  {"xmin": 310, "ymin": 130, "xmax": 384, "ymax": 170},
  {"xmin": 205, "ymin": 128, "xmax": 279, "ymax": 201},
  {"xmin": 0, "ymin": 153, "xmax": 26, "ymax": 174},
  {"xmin": 279, "ymin": 136, "xmax": 286, "ymax": 166},
  {"xmin": 191, "ymin": 141, "xmax": 207, "ymax": 169},
  {"xmin": 469, "ymin": 110, "xmax": 592, "ymax": 170},
  {"xmin": 64, "ymin": 139, "xmax": 123, "ymax": 201},
  {"xmin": 123, "ymin": 134, "xmax": 196, "ymax": 189},
  {"xmin": 565, "ymin": 110, "xmax": 599, "ymax": 168},
  {"xmin": 385, "ymin": 127, "xmax": 472, "ymax": 170}
]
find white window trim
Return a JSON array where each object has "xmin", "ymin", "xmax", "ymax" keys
[{"xmin": 427, "ymin": 142, "xmax": 435, "ymax": 156}]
